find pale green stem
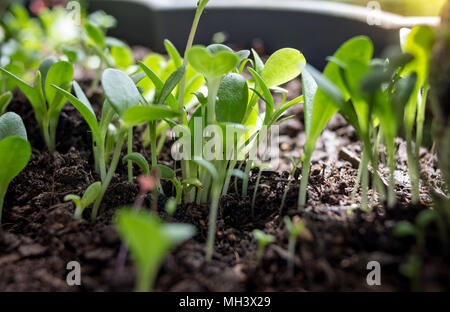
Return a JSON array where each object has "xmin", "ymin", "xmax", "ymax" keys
[
  {"xmin": 98, "ymin": 138, "xmax": 106, "ymax": 181},
  {"xmin": 135, "ymin": 268, "xmax": 156, "ymax": 292},
  {"xmin": 242, "ymin": 158, "xmax": 253, "ymax": 198},
  {"xmin": 178, "ymin": 5, "xmax": 206, "ymax": 201},
  {"xmin": 74, "ymin": 205, "xmax": 83, "ymax": 219},
  {"xmin": 205, "ymin": 184, "xmax": 220, "ymax": 262},
  {"xmin": 149, "ymin": 122, "xmax": 157, "ymax": 168},
  {"xmin": 406, "ymin": 137, "xmax": 420, "ymax": 204},
  {"xmin": 297, "ymin": 154, "xmax": 312, "ymax": 210},
  {"xmin": 280, "ymin": 179, "xmax": 292, "ymax": 214},
  {"xmin": 206, "ymin": 77, "xmax": 221, "ymax": 126},
  {"xmin": 361, "ymin": 147, "xmax": 370, "ymax": 211},
  {"xmin": 91, "ymin": 134, "xmax": 126, "ymax": 221},
  {"xmin": 387, "ymin": 146, "xmax": 396, "ymax": 208},
  {"xmin": 42, "ymin": 116, "xmax": 55, "ymax": 153},
  {"xmin": 127, "ymin": 128, "xmax": 133, "ymax": 182},
  {"xmin": 351, "ymin": 149, "xmax": 364, "ymax": 202},
  {"xmin": 251, "ymin": 167, "xmax": 262, "ymax": 218},
  {"xmin": 415, "ymin": 86, "xmax": 429, "ymax": 159}
]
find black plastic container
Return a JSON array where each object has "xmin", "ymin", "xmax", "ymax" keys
[{"xmin": 89, "ymin": 0, "xmax": 439, "ymax": 68}]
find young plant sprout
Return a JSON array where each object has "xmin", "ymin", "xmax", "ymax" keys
[
  {"xmin": 251, "ymin": 163, "xmax": 271, "ymax": 218},
  {"xmin": 0, "ymin": 57, "xmax": 73, "ymax": 152},
  {"xmin": 54, "ymin": 68, "xmax": 175, "ymax": 220},
  {"xmin": 64, "ymin": 182, "xmax": 101, "ymax": 219},
  {"xmin": 394, "ymin": 209, "xmax": 435, "ymax": 249},
  {"xmin": 252, "ymin": 229, "xmax": 275, "ymax": 266},
  {"xmin": 0, "ymin": 112, "xmax": 31, "ymax": 224},
  {"xmin": 280, "ymin": 155, "xmax": 302, "ymax": 213},
  {"xmin": 399, "ymin": 26, "xmax": 435, "ymax": 204},
  {"xmin": 362, "ymin": 51, "xmax": 418, "ymax": 207},
  {"xmin": 284, "ymin": 216, "xmax": 307, "ymax": 276},
  {"xmin": 297, "ymin": 37, "xmax": 373, "ymax": 210},
  {"xmin": 115, "ymin": 208, "xmax": 195, "ymax": 292}
]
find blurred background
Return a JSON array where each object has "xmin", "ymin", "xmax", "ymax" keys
[
  {"xmin": 2, "ymin": 0, "xmax": 447, "ymax": 17},
  {"xmin": 1, "ymin": 0, "xmax": 447, "ymax": 68}
]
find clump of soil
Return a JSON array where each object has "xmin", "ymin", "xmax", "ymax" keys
[{"xmin": 0, "ymin": 78, "xmax": 448, "ymax": 291}]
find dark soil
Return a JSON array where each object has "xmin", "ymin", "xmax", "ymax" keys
[{"xmin": 0, "ymin": 77, "xmax": 449, "ymax": 292}]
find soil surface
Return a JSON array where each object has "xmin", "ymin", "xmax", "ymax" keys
[{"xmin": 0, "ymin": 74, "xmax": 449, "ymax": 292}]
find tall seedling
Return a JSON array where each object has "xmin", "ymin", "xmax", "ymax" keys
[
  {"xmin": 0, "ymin": 57, "xmax": 73, "ymax": 152},
  {"xmin": 0, "ymin": 112, "xmax": 31, "ymax": 224}
]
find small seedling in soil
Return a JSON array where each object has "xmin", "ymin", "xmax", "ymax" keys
[
  {"xmin": 0, "ymin": 112, "xmax": 31, "ymax": 224},
  {"xmin": 64, "ymin": 182, "xmax": 102, "ymax": 219},
  {"xmin": 0, "ymin": 57, "xmax": 73, "ymax": 152},
  {"xmin": 400, "ymin": 26, "xmax": 435, "ymax": 204},
  {"xmin": 284, "ymin": 216, "xmax": 308, "ymax": 276},
  {"xmin": 394, "ymin": 209, "xmax": 435, "ymax": 249},
  {"xmin": 252, "ymin": 229, "xmax": 275, "ymax": 266},
  {"xmin": 298, "ymin": 37, "xmax": 374, "ymax": 210},
  {"xmin": 115, "ymin": 208, "xmax": 195, "ymax": 292},
  {"xmin": 251, "ymin": 163, "xmax": 271, "ymax": 218}
]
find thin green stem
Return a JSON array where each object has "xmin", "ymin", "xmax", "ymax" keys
[
  {"xmin": 361, "ymin": 147, "xmax": 370, "ymax": 211},
  {"xmin": 387, "ymin": 145, "xmax": 396, "ymax": 208},
  {"xmin": 135, "ymin": 268, "xmax": 156, "ymax": 292},
  {"xmin": 242, "ymin": 159, "xmax": 252, "ymax": 198},
  {"xmin": 42, "ymin": 116, "xmax": 55, "ymax": 153},
  {"xmin": 91, "ymin": 133, "xmax": 126, "ymax": 221},
  {"xmin": 205, "ymin": 184, "xmax": 220, "ymax": 262},
  {"xmin": 149, "ymin": 122, "xmax": 157, "ymax": 168},
  {"xmin": 406, "ymin": 136, "xmax": 420, "ymax": 204},
  {"xmin": 127, "ymin": 128, "xmax": 133, "ymax": 182},
  {"xmin": 178, "ymin": 5, "xmax": 206, "ymax": 201},
  {"xmin": 351, "ymin": 149, "xmax": 364, "ymax": 202},
  {"xmin": 415, "ymin": 86, "xmax": 429, "ymax": 159},
  {"xmin": 98, "ymin": 138, "xmax": 106, "ymax": 181},
  {"xmin": 251, "ymin": 167, "xmax": 262, "ymax": 218},
  {"xmin": 74, "ymin": 205, "xmax": 83, "ymax": 219},
  {"xmin": 206, "ymin": 77, "xmax": 221, "ymax": 126},
  {"xmin": 297, "ymin": 154, "xmax": 311, "ymax": 210}
]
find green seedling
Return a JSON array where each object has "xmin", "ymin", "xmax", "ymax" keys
[
  {"xmin": 284, "ymin": 216, "xmax": 307, "ymax": 276},
  {"xmin": 394, "ymin": 209, "xmax": 435, "ymax": 249},
  {"xmin": 400, "ymin": 254, "xmax": 423, "ymax": 291},
  {"xmin": 115, "ymin": 208, "xmax": 195, "ymax": 292},
  {"xmin": 250, "ymin": 163, "xmax": 271, "ymax": 218},
  {"xmin": 194, "ymin": 158, "xmax": 225, "ymax": 262},
  {"xmin": 0, "ymin": 57, "xmax": 73, "ymax": 152},
  {"xmin": 252, "ymin": 229, "xmax": 275, "ymax": 266},
  {"xmin": 280, "ymin": 155, "xmax": 302, "ymax": 213},
  {"xmin": 362, "ymin": 52, "xmax": 418, "ymax": 207},
  {"xmin": 64, "ymin": 182, "xmax": 102, "ymax": 219},
  {"xmin": 297, "ymin": 37, "xmax": 373, "ymax": 210},
  {"xmin": 54, "ymin": 68, "xmax": 169, "ymax": 220},
  {"xmin": 0, "ymin": 112, "xmax": 31, "ymax": 224},
  {"xmin": 400, "ymin": 26, "xmax": 435, "ymax": 204}
]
